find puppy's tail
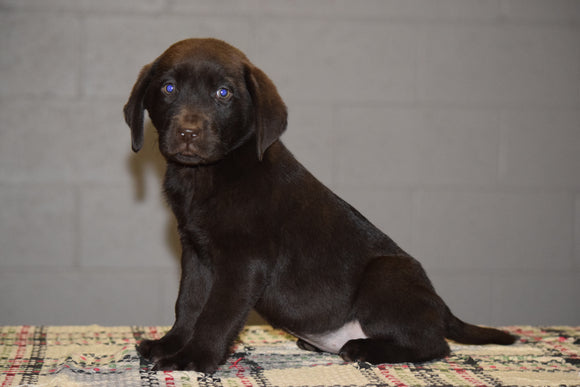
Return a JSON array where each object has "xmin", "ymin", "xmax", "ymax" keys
[{"xmin": 445, "ymin": 310, "xmax": 517, "ymax": 345}]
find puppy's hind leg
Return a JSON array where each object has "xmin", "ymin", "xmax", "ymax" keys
[
  {"xmin": 349, "ymin": 256, "xmax": 451, "ymax": 364},
  {"xmin": 339, "ymin": 337, "xmax": 449, "ymax": 364}
]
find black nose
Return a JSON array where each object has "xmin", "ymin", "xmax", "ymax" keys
[{"xmin": 179, "ymin": 127, "xmax": 200, "ymax": 142}]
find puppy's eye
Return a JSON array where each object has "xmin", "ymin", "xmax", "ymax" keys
[
  {"xmin": 162, "ymin": 83, "xmax": 176, "ymax": 95},
  {"xmin": 216, "ymin": 87, "xmax": 232, "ymax": 100}
]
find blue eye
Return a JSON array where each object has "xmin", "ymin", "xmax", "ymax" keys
[
  {"xmin": 216, "ymin": 87, "xmax": 231, "ymax": 99},
  {"xmin": 163, "ymin": 83, "xmax": 175, "ymax": 94}
]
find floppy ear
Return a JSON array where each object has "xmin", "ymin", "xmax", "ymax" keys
[
  {"xmin": 245, "ymin": 65, "xmax": 288, "ymax": 161},
  {"xmin": 123, "ymin": 63, "xmax": 154, "ymax": 152}
]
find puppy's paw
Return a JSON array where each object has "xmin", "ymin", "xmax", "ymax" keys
[
  {"xmin": 150, "ymin": 357, "xmax": 184, "ymax": 372},
  {"xmin": 137, "ymin": 339, "xmax": 158, "ymax": 360},
  {"xmin": 137, "ymin": 338, "xmax": 181, "ymax": 363},
  {"xmin": 296, "ymin": 339, "xmax": 322, "ymax": 352},
  {"xmin": 339, "ymin": 339, "xmax": 367, "ymax": 363},
  {"xmin": 151, "ymin": 352, "xmax": 219, "ymax": 374},
  {"xmin": 339, "ymin": 338, "xmax": 396, "ymax": 364}
]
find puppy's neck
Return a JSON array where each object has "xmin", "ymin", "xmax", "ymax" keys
[{"xmin": 163, "ymin": 137, "xmax": 272, "ymax": 201}]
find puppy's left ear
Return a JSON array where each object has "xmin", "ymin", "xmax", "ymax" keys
[
  {"xmin": 245, "ymin": 64, "xmax": 288, "ymax": 161},
  {"xmin": 123, "ymin": 63, "xmax": 154, "ymax": 153}
]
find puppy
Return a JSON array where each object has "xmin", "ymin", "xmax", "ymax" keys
[{"xmin": 124, "ymin": 38, "xmax": 516, "ymax": 373}]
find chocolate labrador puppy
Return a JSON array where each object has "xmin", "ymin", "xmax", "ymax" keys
[{"xmin": 124, "ymin": 38, "xmax": 516, "ymax": 373}]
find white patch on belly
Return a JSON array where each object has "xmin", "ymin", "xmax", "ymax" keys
[{"xmin": 295, "ymin": 320, "xmax": 368, "ymax": 354}]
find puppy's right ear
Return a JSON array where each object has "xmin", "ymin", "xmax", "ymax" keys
[{"xmin": 123, "ymin": 63, "xmax": 154, "ymax": 153}]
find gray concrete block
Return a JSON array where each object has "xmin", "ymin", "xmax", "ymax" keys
[
  {"xmin": 334, "ymin": 107, "xmax": 499, "ymax": 186},
  {"xmin": 428, "ymin": 271, "xmax": 493, "ymax": 326},
  {"xmin": 575, "ymin": 196, "xmax": 580, "ymax": 269},
  {"xmin": 499, "ymin": 110, "xmax": 580, "ymax": 188},
  {"xmin": 0, "ymin": 185, "xmax": 76, "ymax": 267},
  {"xmin": 0, "ymin": 13, "xmax": 81, "ymax": 97},
  {"xmin": 491, "ymin": 272, "xmax": 580, "ymax": 325},
  {"xmin": 83, "ymin": 15, "xmax": 252, "ymax": 97},
  {"xmin": 0, "ymin": 98, "xmax": 78, "ymax": 182},
  {"xmin": 0, "ymin": 0, "xmax": 166, "ymax": 12},
  {"xmin": 416, "ymin": 24, "xmax": 580, "ymax": 108},
  {"xmin": 253, "ymin": 20, "xmax": 416, "ymax": 104},
  {"xmin": 79, "ymin": 183, "xmax": 178, "ymax": 268},
  {"xmin": 281, "ymin": 105, "xmax": 334, "ymax": 187},
  {"xmin": 252, "ymin": 0, "xmax": 501, "ymax": 21},
  {"xmin": 0, "ymin": 268, "xmax": 173, "ymax": 325},
  {"xmin": 501, "ymin": 0, "xmax": 580, "ymax": 23},
  {"xmin": 412, "ymin": 191, "xmax": 574, "ymax": 271}
]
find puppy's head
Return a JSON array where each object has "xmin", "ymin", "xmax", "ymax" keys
[{"xmin": 124, "ymin": 38, "xmax": 287, "ymax": 165}]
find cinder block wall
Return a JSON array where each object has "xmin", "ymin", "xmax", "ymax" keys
[{"xmin": 1, "ymin": 0, "xmax": 579, "ymax": 326}]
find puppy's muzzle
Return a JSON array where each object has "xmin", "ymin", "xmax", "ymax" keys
[
  {"xmin": 171, "ymin": 111, "xmax": 211, "ymax": 156},
  {"xmin": 175, "ymin": 125, "xmax": 203, "ymax": 156}
]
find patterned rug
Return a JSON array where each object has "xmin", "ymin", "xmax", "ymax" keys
[{"xmin": 1, "ymin": 325, "xmax": 579, "ymax": 386}]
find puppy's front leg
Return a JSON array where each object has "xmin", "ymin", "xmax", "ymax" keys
[
  {"xmin": 138, "ymin": 244, "xmax": 211, "ymax": 363},
  {"xmin": 152, "ymin": 268, "xmax": 261, "ymax": 373}
]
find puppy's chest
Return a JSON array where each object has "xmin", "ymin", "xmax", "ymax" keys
[
  {"xmin": 167, "ymin": 182, "xmax": 265, "ymax": 236},
  {"xmin": 164, "ymin": 165, "xmax": 280, "ymax": 250}
]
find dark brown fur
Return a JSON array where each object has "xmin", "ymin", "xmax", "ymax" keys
[{"xmin": 124, "ymin": 38, "xmax": 516, "ymax": 373}]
